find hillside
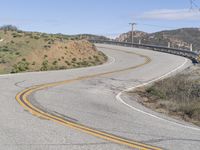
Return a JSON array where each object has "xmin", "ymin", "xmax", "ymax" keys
[
  {"xmin": 0, "ymin": 27, "xmax": 107, "ymax": 74},
  {"xmin": 116, "ymin": 28, "xmax": 200, "ymax": 51},
  {"xmin": 72, "ymin": 34, "xmax": 110, "ymax": 41}
]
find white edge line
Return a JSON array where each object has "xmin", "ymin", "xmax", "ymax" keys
[{"xmin": 116, "ymin": 58, "xmax": 200, "ymax": 131}]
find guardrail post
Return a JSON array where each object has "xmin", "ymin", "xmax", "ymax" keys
[
  {"xmin": 168, "ymin": 42, "xmax": 170, "ymax": 48},
  {"xmin": 139, "ymin": 39, "xmax": 141, "ymax": 45},
  {"xmin": 190, "ymin": 44, "xmax": 193, "ymax": 51},
  {"xmin": 91, "ymin": 40, "xmax": 199, "ymax": 63}
]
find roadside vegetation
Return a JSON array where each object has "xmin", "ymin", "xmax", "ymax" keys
[
  {"xmin": 0, "ymin": 25, "xmax": 107, "ymax": 74},
  {"xmin": 129, "ymin": 66, "xmax": 200, "ymax": 126}
]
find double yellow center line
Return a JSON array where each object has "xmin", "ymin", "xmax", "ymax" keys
[{"xmin": 16, "ymin": 46, "xmax": 162, "ymax": 150}]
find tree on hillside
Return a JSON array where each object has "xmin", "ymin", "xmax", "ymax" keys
[{"xmin": 0, "ymin": 25, "xmax": 18, "ymax": 31}]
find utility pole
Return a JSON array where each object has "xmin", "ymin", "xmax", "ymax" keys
[{"xmin": 129, "ymin": 23, "xmax": 136, "ymax": 44}]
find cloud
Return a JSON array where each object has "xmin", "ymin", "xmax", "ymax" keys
[{"xmin": 139, "ymin": 9, "xmax": 200, "ymax": 21}]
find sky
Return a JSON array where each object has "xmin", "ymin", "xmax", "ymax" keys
[{"xmin": 1, "ymin": 0, "xmax": 200, "ymax": 38}]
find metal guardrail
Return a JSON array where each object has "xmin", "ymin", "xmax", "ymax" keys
[{"xmin": 90, "ymin": 40, "xmax": 200, "ymax": 63}]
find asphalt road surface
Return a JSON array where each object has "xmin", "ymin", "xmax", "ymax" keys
[{"xmin": 0, "ymin": 44, "xmax": 200, "ymax": 150}]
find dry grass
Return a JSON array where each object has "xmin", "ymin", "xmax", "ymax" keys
[
  {"xmin": 131, "ymin": 67, "xmax": 200, "ymax": 126},
  {"xmin": 0, "ymin": 30, "xmax": 107, "ymax": 74}
]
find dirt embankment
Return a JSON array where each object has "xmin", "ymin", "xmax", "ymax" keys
[
  {"xmin": 0, "ymin": 30, "xmax": 107, "ymax": 74},
  {"xmin": 128, "ymin": 65, "xmax": 200, "ymax": 126}
]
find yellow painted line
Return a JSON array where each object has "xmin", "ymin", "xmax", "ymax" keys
[{"xmin": 15, "ymin": 47, "xmax": 162, "ymax": 150}]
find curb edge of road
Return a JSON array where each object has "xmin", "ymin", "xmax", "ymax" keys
[{"xmin": 116, "ymin": 58, "xmax": 200, "ymax": 131}]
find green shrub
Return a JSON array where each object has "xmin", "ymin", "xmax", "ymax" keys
[
  {"xmin": 52, "ymin": 60, "xmax": 57, "ymax": 65},
  {"xmin": 59, "ymin": 66, "xmax": 66, "ymax": 69},
  {"xmin": 0, "ymin": 25, "xmax": 18, "ymax": 31},
  {"xmin": 11, "ymin": 61, "xmax": 29, "ymax": 73},
  {"xmin": 65, "ymin": 61, "xmax": 70, "ymax": 65},
  {"xmin": 143, "ymin": 73, "xmax": 200, "ymax": 124},
  {"xmin": 0, "ymin": 46, "xmax": 11, "ymax": 52},
  {"xmin": 40, "ymin": 60, "xmax": 49, "ymax": 71},
  {"xmin": 72, "ymin": 58, "xmax": 77, "ymax": 62},
  {"xmin": 12, "ymin": 33, "xmax": 22, "ymax": 38},
  {"xmin": 146, "ymin": 87, "xmax": 166, "ymax": 99},
  {"xmin": 44, "ymin": 45, "xmax": 51, "ymax": 49},
  {"xmin": 21, "ymin": 58, "xmax": 26, "ymax": 61},
  {"xmin": 81, "ymin": 61, "xmax": 88, "ymax": 66},
  {"xmin": 0, "ymin": 59, "xmax": 6, "ymax": 64},
  {"xmin": 15, "ymin": 52, "xmax": 20, "ymax": 55},
  {"xmin": 34, "ymin": 36, "xmax": 40, "ymax": 40},
  {"xmin": 32, "ymin": 61, "xmax": 36, "ymax": 65}
]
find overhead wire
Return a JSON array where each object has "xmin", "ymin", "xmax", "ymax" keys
[{"xmin": 189, "ymin": 0, "xmax": 200, "ymax": 10}]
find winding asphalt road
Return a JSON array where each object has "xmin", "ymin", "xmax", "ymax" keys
[{"xmin": 0, "ymin": 44, "xmax": 200, "ymax": 150}]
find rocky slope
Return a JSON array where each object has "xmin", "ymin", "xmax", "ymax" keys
[{"xmin": 116, "ymin": 28, "xmax": 200, "ymax": 52}]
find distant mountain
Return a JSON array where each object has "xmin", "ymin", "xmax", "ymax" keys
[
  {"xmin": 72, "ymin": 34, "xmax": 110, "ymax": 41},
  {"xmin": 116, "ymin": 28, "xmax": 200, "ymax": 52}
]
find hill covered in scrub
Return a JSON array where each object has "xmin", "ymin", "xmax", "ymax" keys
[
  {"xmin": 0, "ymin": 26, "xmax": 107, "ymax": 74},
  {"xmin": 71, "ymin": 34, "xmax": 110, "ymax": 41},
  {"xmin": 116, "ymin": 28, "xmax": 200, "ymax": 52}
]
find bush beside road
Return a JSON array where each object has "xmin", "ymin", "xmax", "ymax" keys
[{"xmin": 128, "ymin": 65, "xmax": 200, "ymax": 126}]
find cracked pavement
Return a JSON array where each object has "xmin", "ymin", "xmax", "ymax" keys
[{"xmin": 0, "ymin": 44, "xmax": 199, "ymax": 150}]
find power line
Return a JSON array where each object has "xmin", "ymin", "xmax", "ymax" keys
[
  {"xmin": 189, "ymin": 0, "xmax": 200, "ymax": 10},
  {"xmin": 143, "ymin": 8, "xmax": 199, "ymax": 17},
  {"xmin": 138, "ymin": 23, "xmax": 179, "ymax": 29},
  {"xmin": 190, "ymin": 0, "xmax": 194, "ymax": 9}
]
